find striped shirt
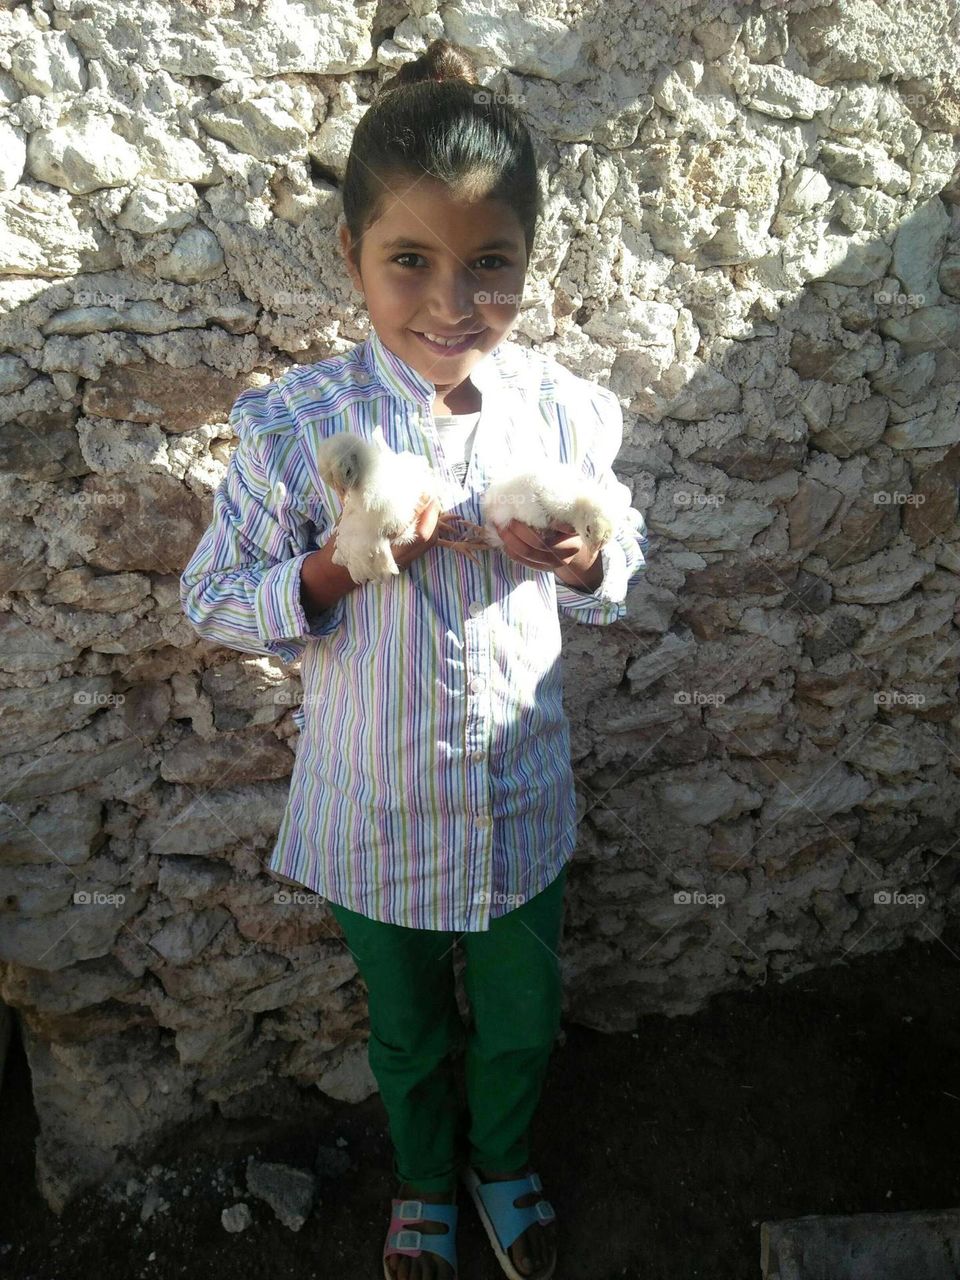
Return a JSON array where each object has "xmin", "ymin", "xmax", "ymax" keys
[{"xmin": 179, "ymin": 326, "xmax": 649, "ymax": 931}]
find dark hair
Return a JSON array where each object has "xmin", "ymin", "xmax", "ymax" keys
[{"xmin": 341, "ymin": 38, "xmax": 542, "ymax": 273}]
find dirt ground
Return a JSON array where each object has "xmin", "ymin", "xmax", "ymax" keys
[{"xmin": 3, "ymin": 928, "xmax": 960, "ymax": 1280}]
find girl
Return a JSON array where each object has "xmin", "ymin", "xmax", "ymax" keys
[{"xmin": 181, "ymin": 37, "xmax": 648, "ymax": 1280}]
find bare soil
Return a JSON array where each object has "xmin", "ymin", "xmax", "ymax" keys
[{"xmin": 2, "ymin": 928, "xmax": 960, "ymax": 1280}]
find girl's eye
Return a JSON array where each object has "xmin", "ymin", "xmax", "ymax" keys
[{"xmin": 392, "ymin": 254, "xmax": 508, "ymax": 270}]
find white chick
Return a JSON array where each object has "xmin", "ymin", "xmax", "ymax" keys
[
  {"xmin": 315, "ymin": 433, "xmax": 484, "ymax": 584},
  {"xmin": 477, "ymin": 460, "xmax": 632, "ymax": 558}
]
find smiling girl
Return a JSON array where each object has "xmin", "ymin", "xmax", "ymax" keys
[{"xmin": 181, "ymin": 37, "xmax": 649, "ymax": 1280}]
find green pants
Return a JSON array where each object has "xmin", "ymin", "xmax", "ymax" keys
[{"xmin": 327, "ymin": 866, "xmax": 568, "ymax": 1194}]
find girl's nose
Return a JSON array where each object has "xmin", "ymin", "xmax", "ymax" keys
[{"xmin": 426, "ymin": 269, "xmax": 479, "ymax": 320}]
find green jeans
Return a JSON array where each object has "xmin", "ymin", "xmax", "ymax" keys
[{"xmin": 327, "ymin": 865, "xmax": 568, "ymax": 1194}]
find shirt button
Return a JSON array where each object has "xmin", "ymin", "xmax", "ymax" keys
[
  {"xmin": 469, "ymin": 676, "xmax": 485, "ymax": 694},
  {"xmin": 471, "ymin": 749, "xmax": 484, "ymax": 763},
  {"xmin": 475, "ymin": 815, "xmax": 491, "ymax": 828},
  {"xmin": 468, "ymin": 600, "xmax": 483, "ymax": 617}
]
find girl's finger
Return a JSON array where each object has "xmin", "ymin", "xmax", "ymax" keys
[{"xmin": 507, "ymin": 519, "xmax": 547, "ymax": 550}]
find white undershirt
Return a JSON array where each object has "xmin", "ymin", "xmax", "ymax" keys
[{"xmin": 432, "ymin": 410, "xmax": 481, "ymax": 485}]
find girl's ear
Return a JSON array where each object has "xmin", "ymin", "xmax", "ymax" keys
[{"xmin": 338, "ymin": 220, "xmax": 364, "ymax": 297}]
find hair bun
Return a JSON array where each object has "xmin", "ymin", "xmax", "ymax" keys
[{"xmin": 377, "ymin": 37, "xmax": 480, "ymax": 97}]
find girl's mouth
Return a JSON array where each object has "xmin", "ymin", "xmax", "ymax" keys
[{"xmin": 410, "ymin": 329, "xmax": 486, "ymax": 356}]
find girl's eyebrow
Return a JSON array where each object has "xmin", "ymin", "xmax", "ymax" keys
[{"xmin": 380, "ymin": 236, "xmax": 519, "ymax": 252}]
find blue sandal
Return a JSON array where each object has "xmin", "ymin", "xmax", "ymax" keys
[
  {"xmin": 382, "ymin": 1197, "xmax": 459, "ymax": 1278},
  {"xmin": 460, "ymin": 1166, "xmax": 557, "ymax": 1280}
]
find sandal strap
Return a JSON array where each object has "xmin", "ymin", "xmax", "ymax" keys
[
  {"xmin": 475, "ymin": 1172, "xmax": 556, "ymax": 1253},
  {"xmin": 385, "ymin": 1199, "xmax": 459, "ymax": 1271}
]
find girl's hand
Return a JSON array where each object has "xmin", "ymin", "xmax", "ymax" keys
[
  {"xmin": 494, "ymin": 518, "xmax": 582, "ymax": 572},
  {"xmin": 390, "ymin": 495, "xmax": 444, "ymax": 572}
]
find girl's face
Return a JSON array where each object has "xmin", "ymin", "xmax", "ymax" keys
[{"xmin": 339, "ymin": 177, "xmax": 529, "ymax": 403}]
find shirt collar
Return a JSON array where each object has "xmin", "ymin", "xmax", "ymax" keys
[{"xmin": 362, "ymin": 325, "xmax": 508, "ymax": 405}]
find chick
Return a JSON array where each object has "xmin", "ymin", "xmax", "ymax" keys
[
  {"xmin": 475, "ymin": 461, "xmax": 633, "ymax": 558},
  {"xmin": 315, "ymin": 432, "xmax": 484, "ymax": 583}
]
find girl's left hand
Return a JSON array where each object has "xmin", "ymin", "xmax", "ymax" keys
[{"xmin": 494, "ymin": 519, "xmax": 585, "ymax": 573}]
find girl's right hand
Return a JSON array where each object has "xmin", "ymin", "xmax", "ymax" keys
[{"xmin": 390, "ymin": 496, "xmax": 443, "ymax": 572}]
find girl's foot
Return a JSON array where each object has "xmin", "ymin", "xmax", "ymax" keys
[
  {"xmin": 475, "ymin": 1163, "xmax": 556, "ymax": 1277},
  {"xmin": 386, "ymin": 1181, "xmax": 457, "ymax": 1280}
]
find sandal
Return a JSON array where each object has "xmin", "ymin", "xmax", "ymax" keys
[
  {"xmin": 460, "ymin": 1165, "xmax": 557, "ymax": 1280},
  {"xmin": 382, "ymin": 1196, "xmax": 459, "ymax": 1278}
]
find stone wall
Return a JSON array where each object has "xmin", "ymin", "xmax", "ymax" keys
[{"xmin": 1, "ymin": 0, "xmax": 959, "ymax": 1213}]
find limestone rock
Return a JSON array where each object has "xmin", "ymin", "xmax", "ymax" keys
[
  {"xmin": 315, "ymin": 1040, "xmax": 378, "ymax": 1104},
  {"xmin": 135, "ymin": 784, "xmax": 291, "ymax": 858},
  {"xmin": 160, "ymin": 733, "xmax": 294, "ymax": 787},
  {"xmin": 245, "ymin": 1157, "xmax": 316, "ymax": 1231},
  {"xmin": 82, "ymin": 360, "xmax": 260, "ymax": 432},
  {"xmin": 762, "ymin": 760, "xmax": 872, "ymax": 826},
  {"xmin": 221, "ymin": 1203, "xmax": 253, "ymax": 1233},
  {"xmin": 154, "ymin": 227, "xmax": 225, "ymax": 283},
  {"xmin": 116, "ymin": 183, "xmax": 201, "ymax": 234},
  {"xmin": 0, "ymin": 120, "xmax": 27, "ymax": 190},
  {"xmin": 0, "ymin": 186, "xmax": 122, "ymax": 275},
  {"xmin": 10, "ymin": 31, "xmax": 87, "ymax": 97},
  {"xmin": 27, "ymin": 118, "xmax": 142, "ymax": 194},
  {"xmin": 659, "ymin": 773, "xmax": 763, "ymax": 824},
  {"xmin": 892, "ymin": 197, "xmax": 951, "ymax": 305},
  {"xmin": 882, "ymin": 385, "xmax": 960, "ymax": 448},
  {"xmin": 198, "ymin": 98, "xmax": 307, "ymax": 163},
  {"xmin": 72, "ymin": 471, "xmax": 205, "ymax": 574},
  {"xmin": 150, "ymin": 908, "xmax": 231, "ymax": 965},
  {"xmin": 737, "ymin": 64, "xmax": 833, "ymax": 120},
  {"xmin": 0, "ymin": 791, "xmax": 104, "ymax": 868},
  {"xmin": 903, "ymin": 445, "xmax": 960, "ymax": 544}
]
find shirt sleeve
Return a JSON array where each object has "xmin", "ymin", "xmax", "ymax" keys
[
  {"xmin": 554, "ymin": 385, "xmax": 650, "ymax": 626},
  {"xmin": 179, "ymin": 384, "xmax": 345, "ymax": 665}
]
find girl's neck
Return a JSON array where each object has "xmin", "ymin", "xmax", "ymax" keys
[{"xmin": 433, "ymin": 383, "xmax": 482, "ymax": 416}]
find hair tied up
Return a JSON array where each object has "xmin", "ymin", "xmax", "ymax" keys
[{"xmin": 377, "ymin": 37, "xmax": 481, "ymax": 99}]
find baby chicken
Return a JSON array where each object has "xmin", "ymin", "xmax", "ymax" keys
[
  {"xmin": 315, "ymin": 432, "xmax": 484, "ymax": 583},
  {"xmin": 459, "ymin": 460, "xmax": 634, "ymax": 560}
]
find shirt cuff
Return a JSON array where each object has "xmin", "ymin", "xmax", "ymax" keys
[
  {"xmin": 554, "ymin": 539, "xmax": 629, "ymax": 623},
  {"xmin": 254, "ymin": 550, "xmax": 346, "ymax": 663}
]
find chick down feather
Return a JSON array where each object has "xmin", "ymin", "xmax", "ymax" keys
[
  {"xmin": 315, "ymin": 432, "xmax": 444, "ymax": 583},
  {"xmin": 479, "ymin": 460, "xmax": 632, "ymax": 557}
]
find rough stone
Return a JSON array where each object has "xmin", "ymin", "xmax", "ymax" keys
[
  {"xmin": 244, "ymin": 1157, "xmax": 316, "ymax": 1231},
  {"xmin": 760, "ymin": 1207, "xmax": 960, "ymax": 1280},
  {"xmin": 82, "ymin": 360, "xmax": 261, "ymax": 432}
]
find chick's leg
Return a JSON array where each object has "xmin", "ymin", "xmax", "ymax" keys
[
  {"xmin": 438, "ymin": 513, "xmax": 489, "ymax": 541},
  {"xmin": 435, "ymin": 514, "xmax": 489, "ymax": 565}
]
